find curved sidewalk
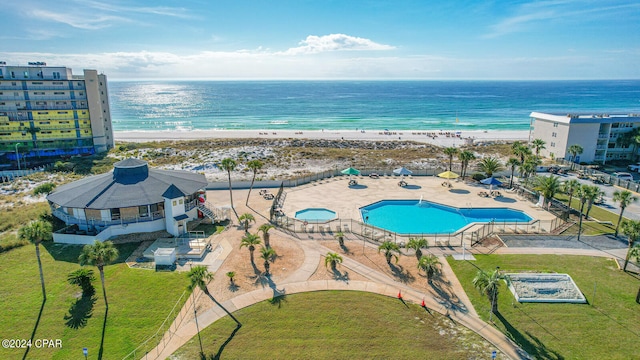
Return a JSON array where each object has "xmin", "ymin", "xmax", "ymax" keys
[{"xmin": 150, "ymin": 239, "xmax": 531, "ymax": 360}]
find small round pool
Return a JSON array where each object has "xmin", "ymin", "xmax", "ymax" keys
[
  {"xmin": 360, "ymin": 200, "xmax": 532, "ymax": 234},
  {"xmin": 295, "ymin": 208, "xmax": 337, "ymax": 222}
]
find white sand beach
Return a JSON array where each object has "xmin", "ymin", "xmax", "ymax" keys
[{"xmin": 114, "ymin": 128, "xmax": 530, "ymax": 147}]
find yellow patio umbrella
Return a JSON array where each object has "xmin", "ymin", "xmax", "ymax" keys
[{"xmin": 437, "ymin": 170, "xmax": 459, "ymax": 187}]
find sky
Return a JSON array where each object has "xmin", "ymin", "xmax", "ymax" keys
[{"xmin": 1, "ymin": 0, "xmax": 639, "ymax": 80}]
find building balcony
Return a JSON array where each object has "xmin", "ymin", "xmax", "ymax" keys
[{"xmin": 52, "ymin": 208, "xmax": 166, "ymax": 228}]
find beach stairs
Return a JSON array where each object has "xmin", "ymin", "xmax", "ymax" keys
[{"xmin": 197, "ymin": 203, "xmax": 216, "ymax": 222}]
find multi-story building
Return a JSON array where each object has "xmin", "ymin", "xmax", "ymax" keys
[
  {"xmin": 0, "ymin": 63, "xmax": 114, "ymax": 169},
  {"xmin": 529, "ymin": 112, "xmax": 640, "ymax": 164}
]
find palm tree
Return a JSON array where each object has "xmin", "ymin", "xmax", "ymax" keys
[
  {"xmin": 576, "ymin": 185, "xmax": 590, "ymax": 241},
  {"xmin": 238, "ymin": 213, "xmax": 255, "ymax": 232},
  {"xmin": 18, "ymin": 220, "xmax": 52, "ymax": 300},
  {"xmin": 621, "ymin": 220, "xmax": 640, "ymax": 271},
  {"xmin": 472, "ymin": 268, "xmax": 503, "ymax": 315},
  {"xmin": 613, "ymin": 190, "xmax": 638, "ymax": 237},
  {"xmin": 506, "ymin": 158, "xmax": 520, "ymax": 188},
  {"xmin": 245, "ymin": 159, "xmax": 264, "ymax": 205},
  {"xmin": 187, "ymin": 265, "xmax": 213, "ymax": 293},
  {"xmin": 534, "ymin": 175, "xmax": 562, "ymax": 209},
  {"xmin": 79, "ymin": 240, "xmax": 119, "ymax": 308},
  {"xmin": 519, "ymin": 157, "xmax": 542, "ymax": 185},
  {"xmin": 406, "ymin": 237, "xmax": 428, "ymax": 261},
  {"xmin": 531, "ymin": 138, "xmax": 546, "ymax": 156},
  {"xmin": 189, "ymin": 265, "xmax": 242, "ymax": 328},
  {"xmin": 584, "ymin": 185, "xmax": 604, "ymax": 219},
  {"xmin": 226, "ymin": 271, "xmax": 236, "ymax": 286},
  {"xmin": 458, "ymin": 150, "xmax": 475, "ymax": 180},
  {"xmin": 443, "ymin": 147, "xmax": 459, "ymax": 171},
  {"xmin": 220, "ymin": 158, "xmax": 238, "ymax": 216},
  {"xmin": 258, "ymin": 223, "xmax": 274, "ymax": 248},
  {"xmin": 324, "ymin": 252, "xmax": 343, "ymax": 270},
  {"xmin": 616, "ymin": 127, "xmax": 640, "ymax": 162},
  {"xmin": 67, "ymin": 268, "xmax": 95, "ymax": 296},
  {"xmin": 511, "ymin": 141, "xmax": 531, "ymax": 164},
  {"xmin": 334, "ymin": 231, "xmax": 345, "ymax": 247},
  {"xmin": 260, "ymin": 246, "xmax": 277, "ymax": 275},
  {"xmin": 378, "ymin": 241, "xmax": 400, "ymax": 264},
  {"xmin": 477, "ymin": 157, "xmax": 504, "ymax": 178},
  {"xmin": 567, "ymin": 144, "xmax": 584, "ymax": 168},
  {"xmin": 240, "ymin": 233, "xmax": 261, "ymax": 265},
  {"xmin": 562, "ymin": 179, "xmax": 581, "ymax": 212},
  {"xmin": 417, "ymin": 255, "xmax": 441, "ymax": 283}
]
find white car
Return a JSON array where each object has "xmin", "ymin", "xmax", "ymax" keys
[{"xmin": 612, "ymin": 172, "xmax": 634, "ymax": 181}]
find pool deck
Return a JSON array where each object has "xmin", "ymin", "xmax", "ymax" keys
[{"xmin": 281, "ymin": 175, "xmax": 556, "ymax": 224}]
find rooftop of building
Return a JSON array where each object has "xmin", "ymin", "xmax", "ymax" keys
[
  {"xmin": 530, "ymin": 112, "xmax": 640, "ymax": 124},
  {"xmin": 47, "ymin": 158, "xmax": 207, "ymax": 209}
]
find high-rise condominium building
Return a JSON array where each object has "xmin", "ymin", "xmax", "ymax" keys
[{"xmin": 0, "ymin": 63, "xmax": 114, "ymax": 169}]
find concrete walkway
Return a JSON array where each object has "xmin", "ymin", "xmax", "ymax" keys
[{"xmin": 146, "ymin": 233, "xmax": 628, "ymax": 360}]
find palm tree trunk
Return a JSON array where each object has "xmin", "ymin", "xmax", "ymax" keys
[
  {"xmin": 35, "ymin": 242, "xmax": 46, "ymax": 300},
  {"xmin": 491, "ymin": 290, "xmax": 498, "ymax": 313},
  {"xmin": 615, "ymin": 209, "xmax": 624, "ymax": 237},
  {"xmin": 227, "ymin": 171, "xmax": 238, "ymax": 219},
  {"xmin": 264, "ymin": 261, "xmax": 270, "ymax": 275},
  {"xmin": 415, "ymin": 249, "xmax": 422, "ymax": 261},
  {"xmin": 264, "ymin": 233, "xmax": 270, "ymax": 248},
  {"xmin": 99, "ymin": 266, "xmax": 108, "ymax": 308},
  {"xmin": 623, "ymin": 240, "xmax": 635, "ymax": 271},
  {"xmin": 246, "ymin": 171, "xmax": 257, "ymax": 206}
]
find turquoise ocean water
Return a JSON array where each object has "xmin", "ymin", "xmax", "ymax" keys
[{"xmin": 108, "ymin": 80, "xmax": 640, "ymax": 132}]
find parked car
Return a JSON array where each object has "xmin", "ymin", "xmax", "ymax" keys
[
  {"xmin": 612, "ymin": 172, "xmax": 634, "ymax": 181},
  {"xmin": 628, "ymin": 163, "xmax": 640, "ymax": 172}
]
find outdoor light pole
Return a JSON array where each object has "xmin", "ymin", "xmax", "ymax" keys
[
  {"xmin": 15, "ymin": 142, "xmax": 21, "ymax": 171},
  {"xmin": 82, "ymin": 347, "xmax": 88, "ymax": 360}
]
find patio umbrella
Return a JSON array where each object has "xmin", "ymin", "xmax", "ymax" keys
[
  {"xmin": 341, "ymin": 167, "xmax": 361, "ymax": 183},
  {"xmin": 480, "ymin": 177, "xmax": 502, "ymax": 191},
  {"xmin": 393, "ymin": 167, "xmax": 413, "ymax": 176},
  {"xmin": 394, "ymin": 167, "xmax": 413, "ymax": 186},
  {"xmin": 438, "ymin": 170, "xmax": 459, "ymax": 187}
]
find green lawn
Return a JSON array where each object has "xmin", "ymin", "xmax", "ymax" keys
[
  {"xmin": 0, "ymin": 242, "xmax": 188, "ymax": 360},
  {"xmin": 448, "ymin": 255, "xmax": 640, "ymax": 360},
  {"xmin": 174, "ymin": 291, "xmax": 500, "ymax": 360}
]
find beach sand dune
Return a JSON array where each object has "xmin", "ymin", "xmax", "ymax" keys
[{"xmin": 115, "ymin": 129, "xmax": 528, "ymax": 148}]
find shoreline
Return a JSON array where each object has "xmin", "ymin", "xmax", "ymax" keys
[{"xmin": 114, "ymin": 129, "xmax": 529, "ymax": 147}]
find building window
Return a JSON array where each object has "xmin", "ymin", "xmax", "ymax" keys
[
  {"xmin": 553, "ymin": 122, "xmax": 558, "ymax": 127},
  {"xmin": 550, "ymin": 142, "xmax": 555, "ymax": 147},
  {"xmin": 53, "ymin": 72, "xmax": 60, "ymax": 79},
  {"xmin": 172, "ymin": 200, "xmax": 177, "ymax": 206},
  {"xmin": 552, "ymin": 132, "xmax": 557, "ymax": 137}
]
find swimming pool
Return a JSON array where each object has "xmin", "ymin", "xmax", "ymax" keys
[
  {"xmin": 295, "ymin": 208, "xmax": 337, "ymax": 222},
  {"xmin": 360, "ymin": 200, "xmax": 532, "ymax": 234}
]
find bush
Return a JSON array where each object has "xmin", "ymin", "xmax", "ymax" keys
[
  {"xmin": 471, "ymin": 172, "xmax": 487, "ymax": 181},
  {"xmin": 33, "ymin": 182, "xmax": 56, "ymax": 196}
]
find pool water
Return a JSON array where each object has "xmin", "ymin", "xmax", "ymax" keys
[
  {"xmin": 360, "ymin": 200, "xmax": 532, "ymax": 234},
  {"xmin": 295, "ymin": 208, "xmax": 337, "ymax": 221}
]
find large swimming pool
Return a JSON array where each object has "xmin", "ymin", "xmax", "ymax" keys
[{"xmin": 360, "ymin": 200, "xmax": 532, "ymax": 234}]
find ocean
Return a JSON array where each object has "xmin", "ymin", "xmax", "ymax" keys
[{"xmin": 108, "ymin": 80, "xmax": 640, "ymax": 132}]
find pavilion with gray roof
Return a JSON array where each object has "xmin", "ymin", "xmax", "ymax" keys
[{"xmin": 48, "ymin": 158, "xmax": 208, "ymax": 244}]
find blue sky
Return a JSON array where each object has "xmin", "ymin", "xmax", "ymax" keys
[{"xmin": 1, "ymin": 0, "xmax": 639, "ymax": 80}]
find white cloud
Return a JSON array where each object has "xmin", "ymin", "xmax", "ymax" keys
[
  {"xmin": 280, "ymin": 34, "xmax": 395, "ymax": 55},
  {"xmin": 1, "ymin": 41, "xmax": 637, "ymax": 80},
  {"xmin": 485, "ymin": 1, "xmax": 640, "ymax": 38},
  {"xmin": 29, "ymin": 9, "xmax": 127, "ymax": 30}
]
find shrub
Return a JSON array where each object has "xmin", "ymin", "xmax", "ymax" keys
[
  {"xmin": 472, "ymin": 172, "xmax": 487, "ymax": 181},
  {"xmin": 33, "ymin": 182, "xmax": 56, "ymax": 196}
]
